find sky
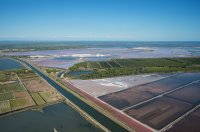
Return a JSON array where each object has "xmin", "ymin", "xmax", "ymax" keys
[{"xmin": 0, "ymin": 0, "xmax": 200, "ymax": 41}]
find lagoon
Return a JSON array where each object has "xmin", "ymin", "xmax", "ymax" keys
[
  {"xmin": 0, "ymin": 103, "xmax": 101, "ymax": 132},
  {"xmin": 0, "ymin": 58, "xmax": 24, "ymax": 70}
]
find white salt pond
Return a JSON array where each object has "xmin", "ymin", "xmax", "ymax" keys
[{"xmin": 70, "ymin": 74, "xmax": 172, "ymax": 97}]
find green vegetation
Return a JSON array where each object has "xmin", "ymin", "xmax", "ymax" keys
[
  {"xmin": 0, "ymin": 82, "xmax": 25, "ymax": 93},
  {"xmin": 0, "ymin": 72, "xmax": 17, "ymax": 82},
  {"xmin": 67, "ymin": 57, "xmax": 200, "ymax": 79},
  {"xmin": 31, "ymin": 92, "xmax": 45, "ymax": 105},
  {"xmin": 10, "ymin": 98, "xmax": 29, "ymax": 110},
  {"xmin": 0, "ymin": 74, "xmax": 10, "ymax": 82},
  {"xmin": 39, "ymin": 92, "xmax": 53, "ymax": 103},
  {"xmin": 87, "ymin": 62, "xmax": 101, "ymax": 69},
  {"xmin": 19, "ymin": 73, "xmax": 39, "ymax": 80},
  {"xmin": 45, "ymin": 68, "xmax": 60, "ymax": 74},
  {"xmin": 0, "ymin": 92, "xmax": 14, "ymax": 101},
  {"xmin": 0, "ymin": 68, "xmax": 40, "ymax": 114},
  {"xmin": 20, "ymin": 75, "xmax": 39, "ymax": 80},
  {"xmin": 15, "ymin": 69, "xmax": 34, "ymax": 75},
  {"xmin": 69, "ymin": 62, "xmax": 87, "ymax": 71},
  {"xmin": 0, "ymin": 100, "xmax": 11, "ymax": 113}
]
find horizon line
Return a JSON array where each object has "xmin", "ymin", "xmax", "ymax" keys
[{"xmin": 0, "ymin": 40, "xmax": 200, "ymax": 42}]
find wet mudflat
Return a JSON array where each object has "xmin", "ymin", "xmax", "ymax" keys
[
  {"xmin": 125, "ymin": 97, "xmax": 192, "ymax": 130},
  {"xmin": 135, "ymin": 73, "xmax": 200, "ymax": 95},
  {"xmin": 135, "ymin": 77, "xmax": 190, "ymax": 94},
  {"xmin": 100, "ymin": 73, "xmax": 200, "ymax": 110},
  {"xmin": 170, "ymin": 72, "xmax": 200, "ymax": 82},
  {"xmin": 134, "ymin": 73, "xmax": 200, "ymax": 95},
  {"xmin": 167, "ymin": 108, "xmax": 200, "ymax": 132},
  {"xmin": 0, "ymin": 103, "xmax": 102, "ymax": 132},
  {"xmin": 99, "ymin": 72, "xmax": 200, "ymax": 130},
  {"xmin": 167, "ymin": 81, "xmax": 200, "ymax": 105},
  {"xmin": 99, "ymin": 89, "xmax": 154, "ymax": 110}
]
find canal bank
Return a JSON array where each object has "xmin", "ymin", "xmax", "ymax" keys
[
  {"xmin": 0, "ymin": 58, "xmax": 102, "ymax": 132},
  {"xmin": 64, "ymin": 99, "xmax": 110, "ymax": 132},
  {"xmin": 17, "ymin": 59, "xmax": 129, "ymax": 132}
]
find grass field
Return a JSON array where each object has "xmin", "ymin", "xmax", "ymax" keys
[
  {"xmin": 117, "ymin": 58, "xmax": 184, "ymax": 67},
  {"xmin": 0, "ymin": 92, "xmax": 14, "ymax": 101},
  {"xmin": 20, "ymin": 75, "xmax": 39, "ymax": 80},
  {"xmin": 0, "ymin": 100, "xmax": 11, "ymax": 114},
  {"xmin": 68, "ymin": 57, "xmax": 200, "ymax": 79},
  {"xmin": 0, "ymin": 72, "xmax": 17, "ymax": 82},
  {"xmin": 0, "ymin": 73, "xmax": 9, "ymax": 82},
  {"xmin": 10, "ymin": 97, "xmax": 34, "ymax": 110},
  {"xmin": 0, "ymin": 68, "xmax": 55, "ymax": 114},
  {"xmin": 0, "ymin": 82, "xmax": 25, "ymax": 93},
  {"xmin": 39, "ymin": 92, "xmax": 53, "ymax": 103},
  {"xmin": 108, "ymin": 61, "xmax": 121, "ymax": 68},
  {"xmin": 0, "ymin": 67, "xmax": 62, "ymax": 113},
  {"xmin": 14, "ymin": 91, "xmax": 29, "ymax": 98},
  {"xmin": 31, "ymin": 92, "xmax": 45, "ymax": 105},
  {"xmin": 87, "ymin": 62, "xmax": 101, "ymax": 69},
  {"xmin": 99, "ymin": 62, "xmax": 112, "ymax": 68}
]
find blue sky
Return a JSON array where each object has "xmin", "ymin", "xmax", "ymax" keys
[{"xmin": 0, "ymin": 0, "xmax": 200, "ymax": 41}]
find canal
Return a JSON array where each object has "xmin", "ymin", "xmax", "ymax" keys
[{"xmin": 22, "ymin": 60, "xmax": 128, "ymax": 132}]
